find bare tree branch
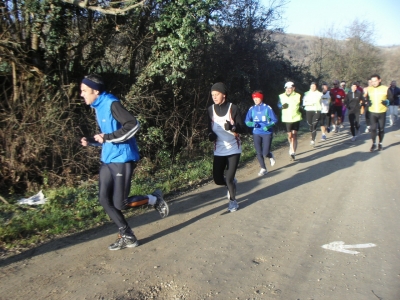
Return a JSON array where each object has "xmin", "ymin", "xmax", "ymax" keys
[
  {"xmin": 0, "ymin": 195, "xmax": 10, "ymax": 205},
  {"xmin": 63, "ymin": 0, "xmax": 146, "ymax": 15}
]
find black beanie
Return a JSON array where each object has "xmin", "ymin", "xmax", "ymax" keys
[{"xmin": 211, "ymin": 82, "xmax": 227, "ymax": 95}]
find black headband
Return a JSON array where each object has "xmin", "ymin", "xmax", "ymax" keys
[{"xmin": 82, "ymin": 78, "xmax": 104, "ymax": 92}]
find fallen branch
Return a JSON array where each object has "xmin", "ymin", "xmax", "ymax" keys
[{"xmin": 63, "ymin": 0, "xmax": 146, "ymax": 15}]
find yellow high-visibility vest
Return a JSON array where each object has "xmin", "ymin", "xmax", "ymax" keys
[
  {"xmin": 367, "ymin": 85, "xmax": 388, "ymax": 113},
  {"xmin": 279, "ymin": 92, "xmax": 302, "ymax": 122}
]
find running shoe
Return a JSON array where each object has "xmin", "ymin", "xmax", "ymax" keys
[
  {"xmin": 269, "ymin": 153, "xmax": 276, "ymax": 166},
  {"xmin": 370, "ymin": 143, "xmax": 377, "ymax": 152},
  {"xmin": 365, "ymin": 126, "xmax": 370, "ymax": 133},
  {"xmin": 258, "ymin": 168, "xmax": 268, "ymax": 176},
  {"xmin": 227, "ymin": 200, "xmax": 239, "ymax": 212},
  {"xmin": 351, "ymin": 136, "xmax": 356, "ymax": 142},
  {"xmin": 310, "ymin": 140, "xmax": 315, "ymax": 147},
  {"xmin": 290, "ymin": 153, "xmax": 296, "ymax": 161},
  {"xmin": 152, "ymin": 189, "xmax": 169, "ymax": 218},
  {"xmin": 340, "ymin": 124, "xmax": 344, "ymax": 128},
  {"xmin": 378, "ymin": 143, "xmax": 383, "ymax": 151},
  {"xmin": 321, "ymin": 135, "xmax": 327, "ymax": 141},
  {"xmin": 108, "ymin": 233, "xmax": 139, "ymax": 251},
  {"xmin": 227, "ymin": 178, "xmax": 237, "ymax": 200}
]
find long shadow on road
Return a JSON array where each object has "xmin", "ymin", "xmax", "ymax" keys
[{"xmin": 239, "ymin": 131, "xmax": 400, "ymax": 209}]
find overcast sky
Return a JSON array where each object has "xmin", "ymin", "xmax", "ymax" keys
[{"xmin": 260, "ymin": 0, "xmax": 400, "ymax": 46}]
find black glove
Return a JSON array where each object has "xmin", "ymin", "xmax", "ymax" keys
[
  {"xmin": 282, "ymin": 103, "xmax": 289, "ymax": 109},
  {"xmin": 208, "ymin": 131, "xmax": 217, "ymax": 142},
  {"xmin": 224, "ymin": 120, "xmax": 236, "ymax": 132},
  {"xmin": 254, "ymin": 123, "xmax": 261, "ymax": 128},
  {"xmin": 381, "ymin": 99, "xmax": 389, "ymax": 107}
]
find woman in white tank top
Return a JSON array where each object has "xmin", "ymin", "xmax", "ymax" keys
[{"xmin": 207, "ymin": 83, "xmax": 245, "ymax": 212}]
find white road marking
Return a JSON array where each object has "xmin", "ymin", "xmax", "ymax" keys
[{"xmin": 321, "ymin": 241, "xmax": 376, "ymax": 254}]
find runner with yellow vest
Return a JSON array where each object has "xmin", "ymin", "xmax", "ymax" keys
[
  {"xmin": 365, "ymin": 74, "xmax": 393, "ymax": 151},
  {"xmin": 278, "ymin": 81, "xmax": 302, "ymax": 161},
  {"xmin": 303, "ymin": 82, "xmax": 323, "ymax": 147}
]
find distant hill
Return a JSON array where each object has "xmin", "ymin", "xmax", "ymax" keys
[
  {"xmin": 271, "ymin": 33, "xmax": 400, "ymax": 83},
  {"xmin": 272, "ymin": 33, "xmax": 321, "ymax": 63}
]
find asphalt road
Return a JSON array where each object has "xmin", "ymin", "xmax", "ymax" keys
[{"xmin": 1, "ymin": 117, "xmax": 400, "ymax": 300}]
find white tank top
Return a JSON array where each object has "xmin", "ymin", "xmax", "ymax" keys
[
  {"xmin": 212, "ymin": 103, "xmax": 242, "ymax": 156},
  {"xmin": 321, "ymin": 91, "xmax": 330, "ymax": 113}
]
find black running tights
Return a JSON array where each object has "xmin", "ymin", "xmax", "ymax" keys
[
  {"xmin": 348, "ymin": 113, "xmax": 360, "ymax": 136},
  {"xmin": 99, "ymin": 162, "xmax": 135, "ymax": 229},
  {"xmin": 370, "ymin": 112, "xmax": 386, "ymax": 143},
  {"xmin": 306, "ymin": 110, "xmax": 321, "ymax": 141},
  {"xmin": 213, "ymin": 154, "xmax": 240, "ymax": 200}
]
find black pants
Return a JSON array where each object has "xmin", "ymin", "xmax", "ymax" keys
[
  {"xmin": 99, "ymin": 161, "xmax": 145, "ymax": 230},
  {"xmin": 348, "ymin": 113, "xmax": 360, "ymax": 136},
  {"xmin": 253, "ymin": 134, "xmax": 272, "ymax": 170},
  {"xmin": 213, "ymin": 154, "xmax": 240, "ymax": 200},
  {"xmin": 306, "ymin": 110, "xmax": 321, "ymax": 141},
  {"xmin": 370, "ymin": 112, "xmax": 386, "ymax": 143},
  {"xmin": 365, "ymin": 109, "xmax": 371, "ymax": 126}
]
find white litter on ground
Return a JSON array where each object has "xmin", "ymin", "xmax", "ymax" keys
[{"xmin": 17, "ymin": 190, "xmax": 47, "ymax": 205}]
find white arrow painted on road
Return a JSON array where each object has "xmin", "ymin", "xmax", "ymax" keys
[{"xmin": 322, "ymin": 241, "xmax": 376, "ymax": 254}]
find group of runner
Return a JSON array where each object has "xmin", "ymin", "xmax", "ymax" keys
[
  {"xmin": 207, "ymin": 74, "xmax": 399, "ymax": 214},
  {"xmin": 277, "ymin": 75, "xmax": 397, "ymax": 155},
  {"xmin": 79, "ymin": 73, "xmax": 399, "ymax": 250}
]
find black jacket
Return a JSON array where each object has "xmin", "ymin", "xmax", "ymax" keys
[
  {"xmin": 345, "ymin": 90, "xmax": 364, "ymax": 114},
  {"xmin": 389, "ymin": 86, "xmax": 400, "ymax": 105}
]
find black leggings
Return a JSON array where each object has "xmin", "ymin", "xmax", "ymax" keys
[
  {"xmin": 306, "ymin": 110, "xmax": 321, "ymax": 141},
  {"xmin": 370, "ymin": 112, "xmax": 386, "ymax": 143},
  {"xmin": 213, "ymin": 154, "xmax": 240, "ymax": 200},
  {"xmin": 348, "ymin": 113, "xmax": 360, "ymax": 136},
  {"xmin": 253, "ymin": 134, "xmax": 272, "ymax": 169},
  {"xmin": 99, "ymin": 162, "xmax": 145, "ymax": 230},
  {"xmin": 365, "ymin": 109, "xmax": 371, "ymax": 126}
]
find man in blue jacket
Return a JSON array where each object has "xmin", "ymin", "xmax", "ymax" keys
[{"xmin": 80, "ymin": 74, "xmax": 169, "ymax": 251}]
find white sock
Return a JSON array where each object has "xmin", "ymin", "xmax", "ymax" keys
[{"xmin": 147, "ymin": 195, "xmax": 157, "ymax": 205}]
